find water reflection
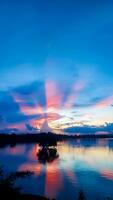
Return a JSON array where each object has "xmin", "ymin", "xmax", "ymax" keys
[
  {"xmin": 1, "ymin": 139, "xmax": 113, "ymax": 199},
  {"xmin": 45, "ymin": 164, "xmax": 63, "ymax": 198}
]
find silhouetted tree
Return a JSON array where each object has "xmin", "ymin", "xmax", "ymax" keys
[{"xmin": 78, "ymin": 191, "xmax": 86, "ymax": 200}]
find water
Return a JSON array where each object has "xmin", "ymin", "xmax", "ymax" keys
[{"xmin": 0, "ymin": 138, "xmax": 113, "ymax": 200}]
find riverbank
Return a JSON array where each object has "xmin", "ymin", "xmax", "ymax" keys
[{"xmin": 0, "ymin": 132, "xmax": 113, "ymax": 146}]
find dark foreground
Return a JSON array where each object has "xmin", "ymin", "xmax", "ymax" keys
[
  {"xmin": 0, "ymin": 168, "xmax": 50, "ymax": 200},
  {"xmin": 0, "ymin": 168, "xmax": 113, "ymax": 200}
]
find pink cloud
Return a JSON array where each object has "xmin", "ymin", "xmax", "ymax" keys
[
  {"xmin": 45, "ymin": 80, "xmax": 63, "ymax": 109},
  {"xmin": 94, "ymin": 95, "xmax": 113, "ymax": 108},
  {"xmin": 64, "ymin": 80, "xmax": 86, "ymax": 109}
]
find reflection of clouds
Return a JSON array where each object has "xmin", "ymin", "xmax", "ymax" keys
[
  {"xmin": 57, "ymin": 142, "xmax": 113, "ymax": 174},
  {"xmin": 17, "ymin": 143, "xmax": 77, "ymax": 199},
  {"xmin": 45, "ymin": 166, "xmax": 63, "ymax": 199},
  {"xmin": 4, "ymin": 145, "xmax": 26, "ymax": 156},
  {"xmin": 64, "ymin": 170, "xmax": 77, "ymax": 185},
  {"xmin": 16, "ymin": 141, "xmax": 113, "ymax": 198},
  {"xmin": 2, "ymin": 140, "xmax": 113, "ymax": 198},
  {"xmin": 19, "ymin": 162, "xmax": 43, "ymax": 176},
  {"xmin": 18, "ymin": 158, "xmax": 63, "ymax": 199},
  {"xmin": 28, "ymin": 145, "xmax": 40, "ymax": 161},
  {"xmin": 101, "ymin": 170, "xmax": 113, "ymax": 180},
  {"xmin": 96, "ymin": 138, "xmax": 109, "ymax": 146}
]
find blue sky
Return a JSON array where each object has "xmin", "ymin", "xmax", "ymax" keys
[{"xmin": 0, "ymin": 0, "xmax": 113, "ymax": 133}]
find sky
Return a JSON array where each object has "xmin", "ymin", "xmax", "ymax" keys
[{"xmin": 0, "ymin": 0, "xmax": 113, "ymax": 134}]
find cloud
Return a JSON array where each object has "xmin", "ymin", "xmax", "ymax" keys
[
  {"xmin": 25, "ymin": 123, "xmax": 39, "ymax": 132},
  {"xmin": 0, "ymin": 75, "xmax": 113, "ymax": 133},
  {"xmin": 45, "ymin": 80, "xmax": 63, "ymax": 109},
  {"xmin": 0, "ymin": 128, "xmax": 19, "ymax": 134},
  {"xmin": 71, "ymin": 95, "xmax": 113, "ymax": 108},
  {"xmin": 12, "ymin": 80, "xmax": 46, "ymax": 107},
  {"xmin": 94, "ymin": 95, "xmax": 113, "ymax": 108},
  {"xmin": 0, "ymin": 87, "xmax": 41, "ymax": 127},
  {"xmin": 64, "ymin": 123, "xmax": 113, "ymax": 134},
  {"xmin": 64, "ymin": 80, "xmax": 86, "ymax": 109}
]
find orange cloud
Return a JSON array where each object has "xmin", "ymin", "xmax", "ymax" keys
[
  {"xmin": 30, "ymin": 118, "xmax": 45, "ymax": 129},
  {"xmin": 8, "ymin": 122, "xmax": 25, "ymax": 130},
  {"xmin": 11, "ymin": 82, "xmax": 63, "ymax": 130},
  {"xmin": 20, "ymin": 105, "xmax": 43, "ymax": 115},
  {"xmin": 31, "ymin": 113, "xmax": 62, "ymax": 131},
  {"xmin": 47, "ymin": 113, "xmax": 62, "ymax": 122},
  {"xmin": 11, "ymin": 92, "xmax": 24, "ymax": 103},
  {"xmin": 11, "ymin": 92, "xmax": 43, "ymax": 116},
  {"xmin": 45, "ymin": 80, "xmax": 63, "ymax": 109}
]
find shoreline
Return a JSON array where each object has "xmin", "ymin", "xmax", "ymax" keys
[{"xmin": 0, "ymin": 132, "xmax": 113, "ymax": 146}]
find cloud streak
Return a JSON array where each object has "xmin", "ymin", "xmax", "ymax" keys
[{"xmin": 0, "ymin": 71, "xmax": 113, "ymax": 133}]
